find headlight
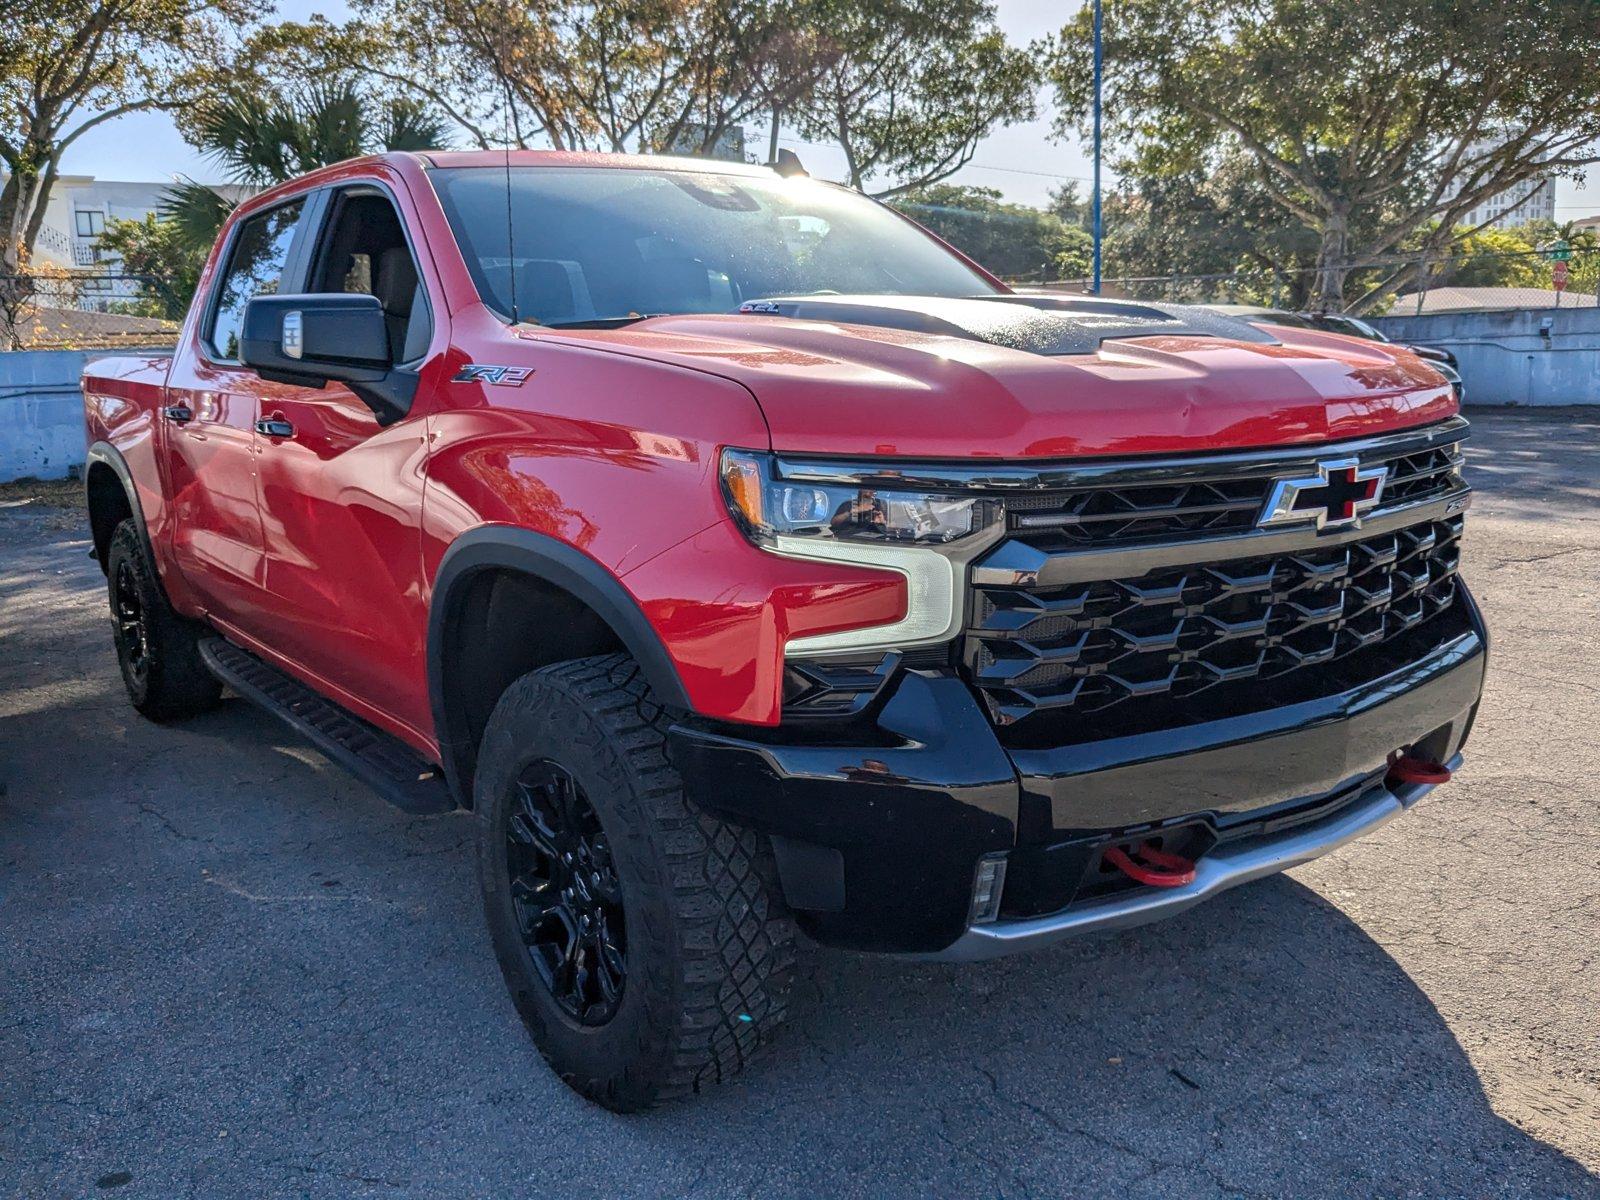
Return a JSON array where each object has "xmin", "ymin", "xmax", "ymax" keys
[
  {"xmin": 720, "ymin": 449, "xmax": 1003, "ymax": 656},
  {"xmin": 721, "ymin": 450, "xmax": 987, "ymax": 545}
]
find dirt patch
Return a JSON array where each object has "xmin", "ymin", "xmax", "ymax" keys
[
  {"xmin": 0, "ymin": 476, "xmax": 84, "ymax": 510},
  {"xmin": 1, "ymin": 477, "xmax": 86, "ymax": 536}
]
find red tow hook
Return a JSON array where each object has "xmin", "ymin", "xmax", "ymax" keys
[
  {"xmin": 1387, "ymin": 755, "xmax": 1453, "ymax": 786},
  {"xmin": 1103, "ymin": 841, "xmax": 1198, "ymax": 888}
]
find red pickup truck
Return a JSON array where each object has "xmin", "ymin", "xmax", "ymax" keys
[{"xmin": 82, "ymin": 151, "xmax": 1486, "ymax": 1110}]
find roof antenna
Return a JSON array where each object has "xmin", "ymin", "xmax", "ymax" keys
[
  {"xmin": 496, "ymin": 22, "xmax": 518, "ymax": 327},
  {"xmin": 504, "ymin": 145, "xmax": 518, "ymax": 325},
  {"xmin": 770, "ymin": 148, "xmax": 808, "ymax": 178}
]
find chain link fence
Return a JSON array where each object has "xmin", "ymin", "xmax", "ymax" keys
[
  {"xmin": 1007, "ymin": 247, "xmax": 1600, "ymax": 316},
  {"xmin": 0, "ymin": 274, "xmax": 184, "ymax": 351}
]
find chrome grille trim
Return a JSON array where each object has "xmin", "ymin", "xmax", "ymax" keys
[
  {"xmin": 770, "ymin": 416, "xmax": 1468, "ymax": 494},
  {"xmin": 973, "ymin": 488, "xmax": 1471, "ymax": 589}
]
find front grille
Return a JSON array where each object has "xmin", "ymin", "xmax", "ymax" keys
[
  {"xmin": 1006, "ymin": 439, "xmax": 1464, "ymax": 550},
  {"xmin": 966, "ymin": 514, "xmax": 1465, "ymax": 728}
]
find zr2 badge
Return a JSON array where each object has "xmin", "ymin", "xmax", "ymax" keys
[{"xmin": 452, "ymin": 364, "xmax": 534, "ymax": 386}]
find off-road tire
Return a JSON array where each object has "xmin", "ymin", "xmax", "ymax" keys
[
  {"xmin": 105, "ymin": 519, "xmax": 222, "ymax": 720},
  {"xmin": 475, "ymin": 653, "xmax": 796, "ymax": 1111}
]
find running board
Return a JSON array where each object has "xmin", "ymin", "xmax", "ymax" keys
[{"xmin": 198, "ymin": 638, "xmax": 454, "ymax": 814}]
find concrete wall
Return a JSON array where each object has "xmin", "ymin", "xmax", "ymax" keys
[
  {"xmin": 0, "ymin": 349, "xmax": 161, "ymax": 483},
  {"xmin": 1371, "ymin": 306, "xmax": 1600, "ymax": 407}
]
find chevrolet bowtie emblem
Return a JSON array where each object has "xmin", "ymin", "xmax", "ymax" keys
[{"xmin": 1259, "ymin": 458, "xmax": 1387, "ymax": 531}]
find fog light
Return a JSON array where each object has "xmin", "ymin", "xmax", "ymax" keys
[{"xmin": 969, "ymin": 853, "xmax": 1008, "ymax": 925}]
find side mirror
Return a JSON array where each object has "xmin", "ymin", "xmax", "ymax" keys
[{"xmin": 240, "ymin": 293, "xmax": 414, "ymax": 424}]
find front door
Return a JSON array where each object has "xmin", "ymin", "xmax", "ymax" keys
[
  {"xmin": 162, "ymin": 197, "xmax": 308, "ymax": 620},
  {"xmin": 250, "ymin": 183, "xmax": 439, "ymax": 739}
]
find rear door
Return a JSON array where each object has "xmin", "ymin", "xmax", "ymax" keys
[
  {"xmin": 249, "ymin": 180, "xmax": 440, "ymax": 737},
  {"xmin": 162, "ymin": 197, "xmax": 310, "ymax": 619}
]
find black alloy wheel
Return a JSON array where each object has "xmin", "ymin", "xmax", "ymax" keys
[
  {"xmin": 504, "ymin": 760, "xmax": 627, "ymax": 1025},
  {"xmin": 112, "ymin": 557, "xmax": 151, "ymax": 688}
]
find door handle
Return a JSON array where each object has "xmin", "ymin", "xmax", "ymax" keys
[
  {"xmin": 162, "ymin": 405, "xmax": 193, "ymax": 423},
  {"xmin": 255, "ymin": 418, "xmax": 295, "ymax": 439}
]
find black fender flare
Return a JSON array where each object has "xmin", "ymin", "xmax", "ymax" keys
[
  {"xmin": 84, "ymin": 441, "xmax": 155, "ymax": 571},
  {"xmin": 426, "ymin": 526, "xmax": 693, "ymax": 805}
]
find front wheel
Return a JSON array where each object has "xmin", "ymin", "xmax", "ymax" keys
[{"xmin": 475, "ymin": 654, "xmax": 796, "ymax": 1111}]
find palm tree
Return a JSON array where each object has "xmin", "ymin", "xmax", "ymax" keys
[{"xmin": 164, "ymin": 82, "xmax": 452, "ymax": 253}]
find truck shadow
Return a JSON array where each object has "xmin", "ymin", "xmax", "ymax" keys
[
  {"xmin": 162, "ymin": 706, "xmax": 1595, "ymax": 1200},
  {"xmin": 647, "ymin": 877, "xmax": 1600, "ymax": 1199}
]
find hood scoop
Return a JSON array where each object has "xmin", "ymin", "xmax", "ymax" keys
[{"xmin": 735, "ymin": 293, "xmax": 1278, "ymax": 357}]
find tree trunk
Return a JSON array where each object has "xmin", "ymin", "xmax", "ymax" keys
[
  {"xmin": 24, "ymin": 155, "xmax": 60, "ymax": 260},
  {"xmin": 1, "ymin": 145, "xmax": 54, "ymax": 275},
  {"xmin": 0, "ymin": 175, "xmax": 18, "ymax": 273},
  {"xmin": 767, "ymin": 106, "xmax": 781, "ymax": 163},
  {"xmin": 1312, "ymin": 212, "xmax": 1350, "ymax": 312}
]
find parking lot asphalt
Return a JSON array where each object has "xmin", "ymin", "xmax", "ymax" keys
[{"xmin": 1, "ymin": 408, "xmax": 1597, "ymax": 1200}]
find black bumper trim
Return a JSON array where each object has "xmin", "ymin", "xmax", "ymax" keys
[{"xmin": 669, "ymin": 588, "xmax": 1487, "ymax": 956}]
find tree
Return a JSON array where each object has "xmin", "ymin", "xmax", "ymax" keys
[
  {"xmin": 1097, "ymin": 145, "xmax": 1322, "ymax": 304},
  {"xmin": 163, "ymin": 78, "xmax": 452, "ymax": 253},
  {"xmin": 891, "ymin": 183, "xmax": 1088, "ymax": 280},
  {"xmin": 95, "ymin": 213, "xmax": 206, "ymax": 319},
  {"xmin": 1047, "ymin": 0, "xmax": 1600, "ymax": 309},
  {"xmin": 1045, "ymin": 182, "xmax": 1086, "ymax": 229},
  {"xmin": 794, "ymin": 0, "xmax": 1039, "ymax": 196},
  {"xmin": 308, "ymin": 0, "xmax": 837, "ymax": 157},
  {"xmin": 0, "ymin": 0, "xmax": 259, "ymax": 273}
]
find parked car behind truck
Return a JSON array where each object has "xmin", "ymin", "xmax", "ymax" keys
[
  {"xmin": 1203, "ymin": 303, "xmax": 1466, "ymax": 402},
  {"xmin": 82, "ymin": 151, "xmax": 1487, "ymax": 1110}
]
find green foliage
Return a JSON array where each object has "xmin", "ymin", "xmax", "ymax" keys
[
  {"xmin": 1046, "ymin": 183, "xmax": 1087, "ymax": 229},
  {"xmin": 96, "ymin": 214, "xmax": 205, "ymax": 319},
  {"xmin": 324, "ymin": 0, "xmax": 1036, "ymax": 194},
  {"xmin": 794, "ymin": 0, "xmax": 1039, "ymax": 196},
  {"xmin": 321, "ymin": 0, "xmax": 840, "ymax": 156},
  {"xmin": 890, "ymin": 184, "xmax": 1089, "ymax": 280},
  {"xmin": 1438, "ymin": 229, "xmax": 1544, "ymax": 289},
  {"xmin": 1045, "ymin": 0, "xmax": 1600, "ymax": 311},
  {"xmin": 1097, "ymin": 147, "xmax": 1323, "ymax": 304},
  {"xmin": 166, "ymin": 74, "xmax": 454, "ymax": 254},
  {"xmin": 0, "ymin": 0, "xmax": 259, "ymax": 270}
]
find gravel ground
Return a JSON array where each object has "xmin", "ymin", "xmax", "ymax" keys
[{"xmin": 1, "ymin": 408, "xmax": 1597, "ymax": 1200}]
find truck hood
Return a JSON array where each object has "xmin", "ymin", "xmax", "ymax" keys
[{"xmin": 530, "ymin": 295, "xmax": 1457, "ymax": 460}]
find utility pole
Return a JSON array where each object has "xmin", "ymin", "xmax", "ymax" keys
[{"xmin": 1091, "ymin": 0, "xmax": 1104, "ymax": 295}]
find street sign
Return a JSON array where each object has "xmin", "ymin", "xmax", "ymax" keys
[
  {"xmin": 1553, "ymin": 259, "xmax": 1570, "ymax": 291},
  {"xmin": 1546, "ymin": 238, "xmax": 1573, "ymax": 262}
]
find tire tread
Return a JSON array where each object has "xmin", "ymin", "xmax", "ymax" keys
[{"xmin": 478, "ymin": 652, "xmax": 794, "ymax": 1109}]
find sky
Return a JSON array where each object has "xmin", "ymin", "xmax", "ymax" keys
[{"xmin": 58, "ymin": 0, "xmax": 1600, "ymax": 218}]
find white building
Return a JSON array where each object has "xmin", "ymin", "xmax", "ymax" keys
[
  {"xmin": 3, "ymin": 174, "xmax": 245, "ymax": 312},
  {"xmin": 1444, "ymin": 137, "xmax": 1558, "ymax": 229},
  {"xmin": 21, "ymin": 176, "xmax": 180, "ymax": 270},
  {"xmin": 1458, "ymin": 176, "xmax": 1557, "ymax": 229}
]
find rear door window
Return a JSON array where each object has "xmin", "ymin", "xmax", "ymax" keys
[{"xmin": 206, "ymin": 200, "xmax": 305, "ymax": 360}]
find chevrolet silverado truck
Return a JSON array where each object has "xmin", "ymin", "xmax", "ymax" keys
[{"xmin": 82, "ymin": 151, "xmax": 1486, "ymax": 1111}]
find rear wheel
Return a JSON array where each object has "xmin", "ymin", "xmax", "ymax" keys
[
  {"xmin": 475, "ymin": 653, "xmax": 795, "ymax": 1111},
  {"xmin": 106, "ymin": 520, "xmax": 221, "ymax": 720}
]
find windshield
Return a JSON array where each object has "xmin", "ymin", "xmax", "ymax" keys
[{"xmin": 429, "ymin": 166, "xmax": 997, "ymax": 325}]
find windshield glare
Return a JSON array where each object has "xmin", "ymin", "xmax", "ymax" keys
[{"xmin": 429, "ymin": 166, "xmax": 996, "ymax": 325}]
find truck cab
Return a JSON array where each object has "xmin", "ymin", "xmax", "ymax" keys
[{"xmin": 83, "ymin": 151, "xmax": 1486, "ymax": 1111}]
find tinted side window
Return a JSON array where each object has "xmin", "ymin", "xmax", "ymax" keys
[
  {"xmin": 309, "ymin": 191, "xmax": 431, "ymax": 363},
  {"xmin": 206, "ymin": 200, "xmax": 305, "ymax": 360}
]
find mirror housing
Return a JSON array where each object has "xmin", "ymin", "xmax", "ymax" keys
[{"xmin": 239, "ymin": 293, "xmax": 415, "ymax": 424}]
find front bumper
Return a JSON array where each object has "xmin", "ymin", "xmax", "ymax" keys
[
  {"xmin": 933, "ymin": 753, "xmax": 1458, "ymax": 961},
  {"xmin": 668, "ymin": 588, "xmax": 1487, "ymax": 957}
]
